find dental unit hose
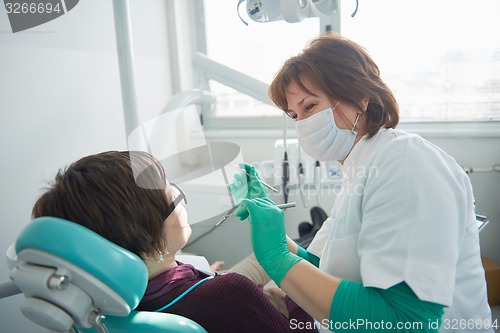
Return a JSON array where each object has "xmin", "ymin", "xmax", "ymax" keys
[
  {"xmin": 298, "ymin": 146, "xmax": 308, "ymax": 208},
  {"xmin": 283, "ymin": 113, "xmax": 289, "ymax": 203},
  {"xmin": 315, "ymin": 160, "xmax": 321, "ymax": 206}
]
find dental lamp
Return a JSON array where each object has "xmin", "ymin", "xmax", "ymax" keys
[{"xmin": 237, "ymin": 0, "xmax": 340, "ymax": 24}]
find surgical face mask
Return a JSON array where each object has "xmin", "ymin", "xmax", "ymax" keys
[{"xmin": 295, "ymin": 104, "xmax": 360, "ymax": 161}]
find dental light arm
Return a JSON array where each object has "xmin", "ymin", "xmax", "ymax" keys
[{"xmin": 192, "ymin": 52, "xmax": 273, "ymax": 106}]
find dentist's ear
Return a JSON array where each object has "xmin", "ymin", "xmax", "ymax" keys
[{"xmin": 360, "ymin": 97, "xmax": 369, "ymax": 112}]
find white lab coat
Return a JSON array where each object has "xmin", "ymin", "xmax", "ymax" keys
[{"xmin": 308, "ymin": 128, "xmax": 493, "ymax": 333}]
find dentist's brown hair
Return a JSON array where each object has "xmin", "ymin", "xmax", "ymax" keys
[{"xmin": 269, "ymin": 33, "xmax": 399, "ymax": 139}]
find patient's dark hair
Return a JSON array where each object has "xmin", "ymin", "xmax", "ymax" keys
[{"xmin": 32, "ymin": 151, "xmax": 170, "ymax": 257}]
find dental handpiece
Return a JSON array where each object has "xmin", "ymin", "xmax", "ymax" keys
[{"xmin": 216, "ymin": 202, "xmax": 296, "ymax": 226}]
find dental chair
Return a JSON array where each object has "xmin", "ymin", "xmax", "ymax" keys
[
  {"xmin": 294, "ymin": 206, "xmax": 328, "ymax": 249},
  {"xmin": 2, "ymin": 216, "xmax": 207, "ymax": 333}
]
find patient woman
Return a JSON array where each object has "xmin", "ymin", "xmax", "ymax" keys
[{"xmin": 31, "ymin": 150, "xmax": 315, "ymax": 332}]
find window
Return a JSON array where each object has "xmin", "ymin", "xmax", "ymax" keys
[
  {"xmin": 341, "ymin": 0, "xmax": 500, "ymax": 121},
  {"xmin": 202, "ymin": 0, "xmax": 500, "ymax": 123},
  {"xmin": 203, "ymin": 0, "xmax": 319, "ymax": 119}
]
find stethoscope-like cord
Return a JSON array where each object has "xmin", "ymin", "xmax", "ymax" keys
[{"xmin": 154, "ymin": 275, "xmax": 215, "ymax": 312}]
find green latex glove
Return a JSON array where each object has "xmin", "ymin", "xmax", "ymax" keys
[
  {"xmin": 234, "ymin": 197, "xmax": 302, "ymax": 286},
  {"xmin": 228, "ymin": 163, "xmax": 268, "ymax": 219}
]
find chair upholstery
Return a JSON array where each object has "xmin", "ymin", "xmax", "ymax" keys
[{"xmin": 8, "ymin": 216, "xmax": 207, "ymax": 333}]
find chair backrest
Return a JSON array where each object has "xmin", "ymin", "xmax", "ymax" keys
[{"xmin": 8, "ymin": 216, "xmax": 207, "ymax": 333}]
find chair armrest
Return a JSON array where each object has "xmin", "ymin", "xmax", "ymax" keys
[{"xmin": 78, "ymin": 311, "xmax": 207, "ymax": 333}]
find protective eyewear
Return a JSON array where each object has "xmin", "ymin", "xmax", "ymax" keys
[{"xmin": 164, "ymin": 183, "xmax": 187, "ymax": 220}]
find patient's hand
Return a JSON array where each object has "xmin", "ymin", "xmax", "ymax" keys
[
  {"xmin": 210, "ymin": 261, "xmax": 225, "ymax": 272},
  {"xmin": 266, "ymin": 286, "xmax": 286, "ymax": 300}
]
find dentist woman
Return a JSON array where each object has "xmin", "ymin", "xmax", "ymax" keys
[{"xmin": 230, "ymin": 34, "xmax": 493, "ymax": 332}]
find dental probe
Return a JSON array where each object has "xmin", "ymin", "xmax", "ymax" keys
[
  {"xmin": 231, "ymin": 164, "xmax": 279, "ymax": 193},
  {"xmin": 216, "ymin": 202, "xmax": 297, "ymax": 226},
  {"xmin": 187, "ymin": 202, "xmax": 298, "ymax": 247},
  {"xmin": 276, "ymin": 202, "xmax": 296, "ymax": 210}
]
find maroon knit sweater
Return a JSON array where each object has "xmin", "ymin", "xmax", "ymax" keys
[{"xmin": 136, "ymin": 262, "xmax": 317, "ymax": 333}]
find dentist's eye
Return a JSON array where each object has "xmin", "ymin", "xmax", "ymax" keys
[{"xmin": 305, "ymin": 104, "xmax": 316, "ymax": 112}]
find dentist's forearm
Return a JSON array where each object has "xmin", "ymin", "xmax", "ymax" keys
[{"xmin": 279, "ymin": 260, "xmax": 341, "ymax": 322}]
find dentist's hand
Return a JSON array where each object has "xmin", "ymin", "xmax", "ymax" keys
[
  {"xmin": 234, "ymin": 197, "xmax": 302, "ymax": 286},
  {"xmin": 228, "ymin": 163, "xmax": 268, "ymax": 219}
]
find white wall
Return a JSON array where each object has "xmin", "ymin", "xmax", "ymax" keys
[
  {"xmin": 0, "ymin": 1, "xmax": 174, "ymax": 332},
  {"xmin": 424, "ymin": 135, "xmax": 500, "ymax": 263}
]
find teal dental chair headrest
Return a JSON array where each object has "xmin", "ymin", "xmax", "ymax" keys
[
  {"xmin": 15, "ymin": 216, "xmax": 148, "ymax": 310},
  {"xmin": 10, "ymin": 216, "xmax": 207, "ymax": 332}
]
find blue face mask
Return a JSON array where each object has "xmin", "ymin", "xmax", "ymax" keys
[{"xmin": 295, "ymin": 104, "xmax": 360, "ymax": 161}]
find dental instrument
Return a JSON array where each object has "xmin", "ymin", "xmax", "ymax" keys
[
  {"xmin": 231, "ymin": 164, "xmax": 279, "ymax": 193},
  {"xmin": 187, "ymin": 202, "xmax": 297, "ymax": 247},
  {"xmin": 216, "ymin": 202, "xmax": 297, "ymax": 227},
  {"xmin": 297, "ymin": 146, "xmax": 308, "ymax": 208},
  {"xmin": 276, "ymin": 202, "xmax": 296, "ymax": 210},
  {"xmin": 282, "ymin": 113, "xmax": 290, "ymax": 203},
  {"xmin": 314, "ymin": 160, "xmax": 321, "ymax": 206},
  {"xmin": 215, "ymin": 205, "xmax": 239, "ymax": 227}
]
